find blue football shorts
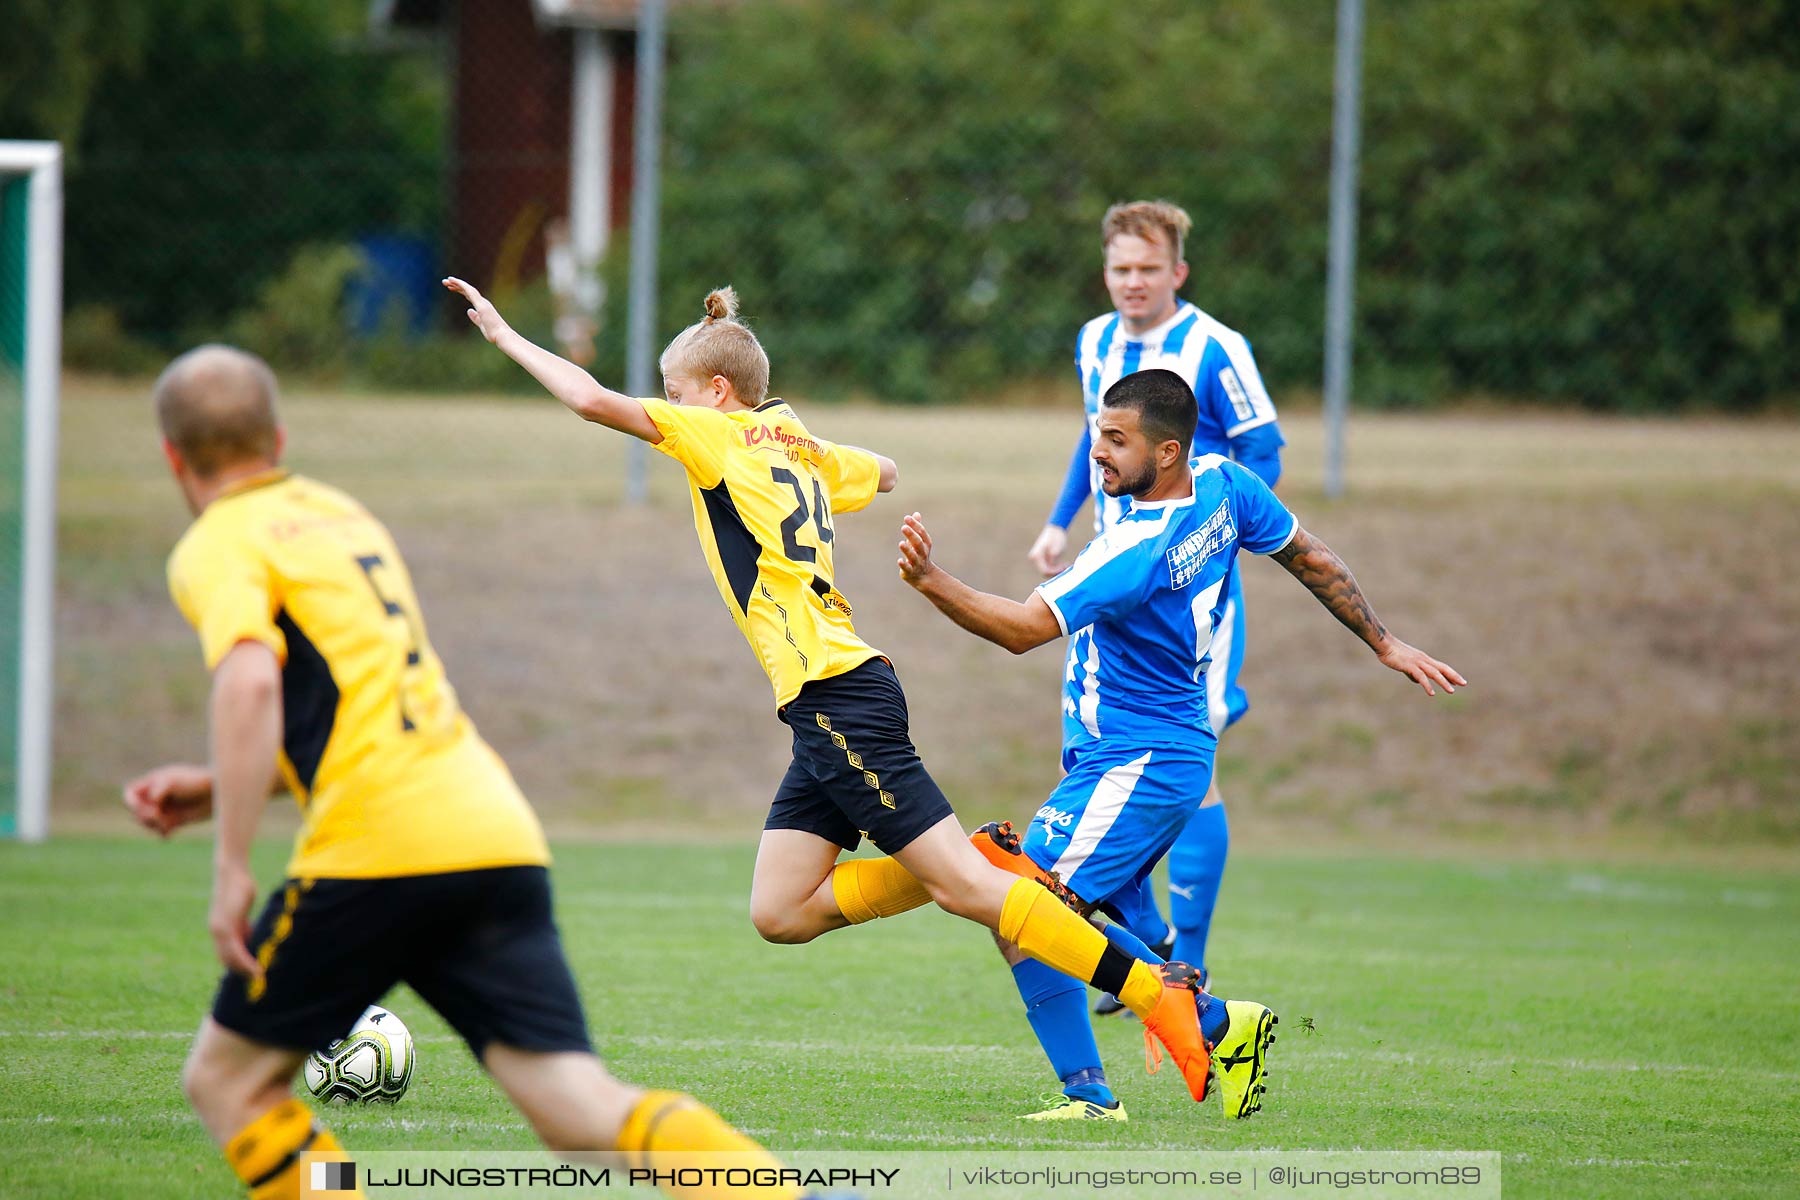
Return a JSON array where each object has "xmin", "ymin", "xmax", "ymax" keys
[{"xmin": 1020, "ymin": 741, "xmax": 1216, "ymax": 912}]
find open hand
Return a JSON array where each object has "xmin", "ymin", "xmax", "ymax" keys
[
  {"xmin": 897, "ymin": 513, "xmax": 937, "ymax": 585},
  {"xmin": 1027, "ymin": 524, "xmax": 1068, "ymax": 577},
  {"xmin": 209, "ymin": 862, "xmax": 264, "ymax": 982},
  {"xmin": 442, "ymin": 276, "xmax": 511, "ymax": 344},
  {"xmin": 122, "ymin": 763, "xmax": 214, "ymax": 837},
  {"xmin": 1375, "ymin": 639, "xmax": 1467, "ymax": 698}
]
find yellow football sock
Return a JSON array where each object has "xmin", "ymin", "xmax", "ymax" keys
[
  {"xmin": 997, "ymin": 878, "xmax": 1164, "ymax": 1019},
  {"xmin": 617, "ymin": 1090, "xmax": 800, "ymax": 1199},
  {"xmin": 1116, "ymin": 960, "xmax": 1166, "ymax": 1020},
  {"xmin": 224, "ymin": 1097, "xmax": 358, "ymax": 1199},
  {"xmin": 830, "ymin": 857, "xmax": 932, "ymax": 924}
]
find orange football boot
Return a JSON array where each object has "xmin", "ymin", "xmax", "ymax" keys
[
  {"xmin": 1140, "ymin": 961, "xmax": 1214, "ymax": 1102},
  {"xmin": 970, "ymin": 821, "xmax": 1084, "ymax": 910}
]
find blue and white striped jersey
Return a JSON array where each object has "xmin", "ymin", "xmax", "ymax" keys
[
  {"xmin": 1060, "ymin": 300, "xmax": 1285, "ymax": 532},
  {"xmin": 1036, "ymin": 454, "xmax": 1297, "ymax": 763}
]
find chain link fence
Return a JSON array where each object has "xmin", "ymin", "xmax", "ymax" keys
[
  {"xmin": 31, "ymin": 0, "xmax": 1800, "ymax": 410},
  {"xmin": 39, "ymin": 0, "xmax": 1800, "ymax": 412},
  {"xmin": 11, "ymin": 0, "xmax": 1800, "ymax": 837}
]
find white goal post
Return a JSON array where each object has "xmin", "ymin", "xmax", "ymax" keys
[{"xmin": 0, "ymin": 141, "xmax": 61, "ymax": 843}]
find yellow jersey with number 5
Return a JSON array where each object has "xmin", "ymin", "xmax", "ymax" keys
[
  {"xmin": 640, "ymin": 397, "xmax": 884, "ymax": 708},
  {"xmin": 166, "ymin": 470, "xmax": 549, "ymax": 879}
]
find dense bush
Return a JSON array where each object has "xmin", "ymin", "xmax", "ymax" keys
[
  {"xmin": 1357, "ymin": 0, "xmax": 1800, "ymax": 408},
  {"xmin": 2, "ymin": 1, "xmax": 444, "ymax": 360},
  {"xmin": 73, "ymin": 47, "xmax": 438, "ymax": 346},
  {"xmin": 206, "ymin": 241, "xmax": 555, "ymax": 394},
  {"xmin": 17, "ymin": 0, "xmax": 1799, "ymax": 407},
  {"xmin": 649, "ymin": 1, "xmax": 1328, "ymax": 402},
  {"xmin": 657, "ymin": 0, "xmax": 1800, "ymax": 409}
]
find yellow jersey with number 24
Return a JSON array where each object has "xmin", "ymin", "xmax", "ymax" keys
[{"xmin": 639, "ymin": 396, "xmax": 884, "ymax": 708}]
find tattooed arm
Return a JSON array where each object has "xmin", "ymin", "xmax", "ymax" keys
[
  {"xmin": 1270, "ymin": 527, "xmax": 1388, "ymax": 647},
  {"xmin": 1271, "ymin": 526, "xmax": 1467, "ymax": 697}
]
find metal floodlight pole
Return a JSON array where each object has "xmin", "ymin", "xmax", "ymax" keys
[
  {"xmin": 1323, "ymin": 0, "xmax": 1366, "ymax": 501},
  {"xmin": 623, "ymin": 0, "xmax": 667, "ymax": 506}
]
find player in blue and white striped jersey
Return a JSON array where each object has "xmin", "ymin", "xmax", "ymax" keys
[
  {"xmin": 904, "ymin": 369, "xmax": 1464, "ymax": 1121},
  {"xmin": 1028, "ymin": 200, "xmax": 1285, "ymax": 1006}
]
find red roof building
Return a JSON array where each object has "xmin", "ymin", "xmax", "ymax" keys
[{"xmin": 374, "ymin": 0, "xmax": 657, "ymax": 299}]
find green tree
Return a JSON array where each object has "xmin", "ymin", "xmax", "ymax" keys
[
  {"xmin": 650, "ymin": 0, "xmax": 1330, "ymax": 402},
  {"xmin": 1359, "ymin": 0, "xmax": 1800, "ymax": 407},
  {"xmin": 5, "ymin": 1, "xmax": 444, "ymax": 350},
  {"xmin": 652, "ymin": 0, "xmax": 1800, "ymax": 408}
]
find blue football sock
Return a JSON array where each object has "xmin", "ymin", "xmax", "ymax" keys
[
  {"xmin": 1197, "ymin": 990, "xmax": 1230, "ymax": 1044},
  {"xmin": 1011, "ymin": 959, "xmax": 1107, "ymax": 1096},
  {"xmin": 1113, "ymin": 876, "xmax": 1172, "ymax": 951},
  {"xmin": 1101, "ymin": 921, "xmax": 1167, "ymax": 966},
  {"xmin": 1169, "ymin": 802, "xmax": 1229, "ymax": 974},
  {"xmin": 1139, "ymin": 907, "xmax": 1172, "ymax": 949},
  {"xmin": 1061, "ymin": 1066, "xmax": 1116, "ymax": 1107},
  {"xmin": 1106, "ymin": 920, "xmax": 1223, "ymax": 1039}
]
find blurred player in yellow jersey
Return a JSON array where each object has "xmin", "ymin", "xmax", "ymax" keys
[
  {"xmin": 445, "ymin": 278, "xmax": 1220, "ymax": 1105},
  {"xmin": 125, "ymin": 345, "xmax": 825, "ymax": 1200}
]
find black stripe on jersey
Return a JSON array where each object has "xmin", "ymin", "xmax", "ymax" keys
[
  {"xmin": 700, "ymin": 480, "xmax": 763, "ymax": 615},
  {"xmin": 753, "ymin": 399, "xmax": 787, "ymax": 412},
  {"xmin": 274, "ymin": 609, "xmax": 340, "ymax": 796}
]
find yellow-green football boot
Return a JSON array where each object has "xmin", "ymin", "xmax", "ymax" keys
[
  {"xmin": 1018, "ymin": 1093, "xmax": 1128, "ymax": 1122},
  {"xmin": 1210, "ymin": 1000, "xmax": 1278, "ymax": 1119}
]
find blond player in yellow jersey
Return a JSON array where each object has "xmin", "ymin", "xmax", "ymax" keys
[
  {"xmin": 125, "ymin": 345, "xmax": 838, "ymax": 1200},
  {"xmin": 445, "ymin": 277, "xmax": 1221, "ymax": 1105}
]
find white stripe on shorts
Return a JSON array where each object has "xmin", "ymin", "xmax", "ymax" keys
[{"xmin": 1051, "ymin": 750, "xmax": 1153, "ymax": 880}]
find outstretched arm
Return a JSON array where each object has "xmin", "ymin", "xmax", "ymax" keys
[
  {"xmin": 898, "ymin": 513, "xmax": 1062, "ymax": 654},
  {"xmin": 1270, "ymin": 526, "xmax": 1467, "ymax": 697},
  {"xmin": 443, "ymin": 276, "xmax": 661, "ymax": 443},
  {"xmin": 845, "ymin": 448, "xmax": 898, "ymax": 493}
]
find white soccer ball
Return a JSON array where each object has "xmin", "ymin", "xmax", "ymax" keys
[{"xmin": 303, "ymin": 1005, "xmax": 416, "ymax": 1104}]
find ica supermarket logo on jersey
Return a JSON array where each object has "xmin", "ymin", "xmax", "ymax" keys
[{"xmin": 742, "ymin": 423, "xmax": 823, "ymax": 463}]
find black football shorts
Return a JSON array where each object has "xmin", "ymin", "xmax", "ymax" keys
[
  {"xmin": 211, "ymin": 865, "xmax": 591, "ymax": 1058},
  {"xmin": 766, "ymin": 656, "xmax": 957, "ymax": 854}
]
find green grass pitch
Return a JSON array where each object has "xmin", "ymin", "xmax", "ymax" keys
[{"xmin": 2, "ymin": 837, "xmax": 1796, "ymax": 1198}]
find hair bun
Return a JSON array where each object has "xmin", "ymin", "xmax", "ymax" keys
[{"xmin": 703, "ymin": 286, "xmax": 739, "ymax": 323}]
